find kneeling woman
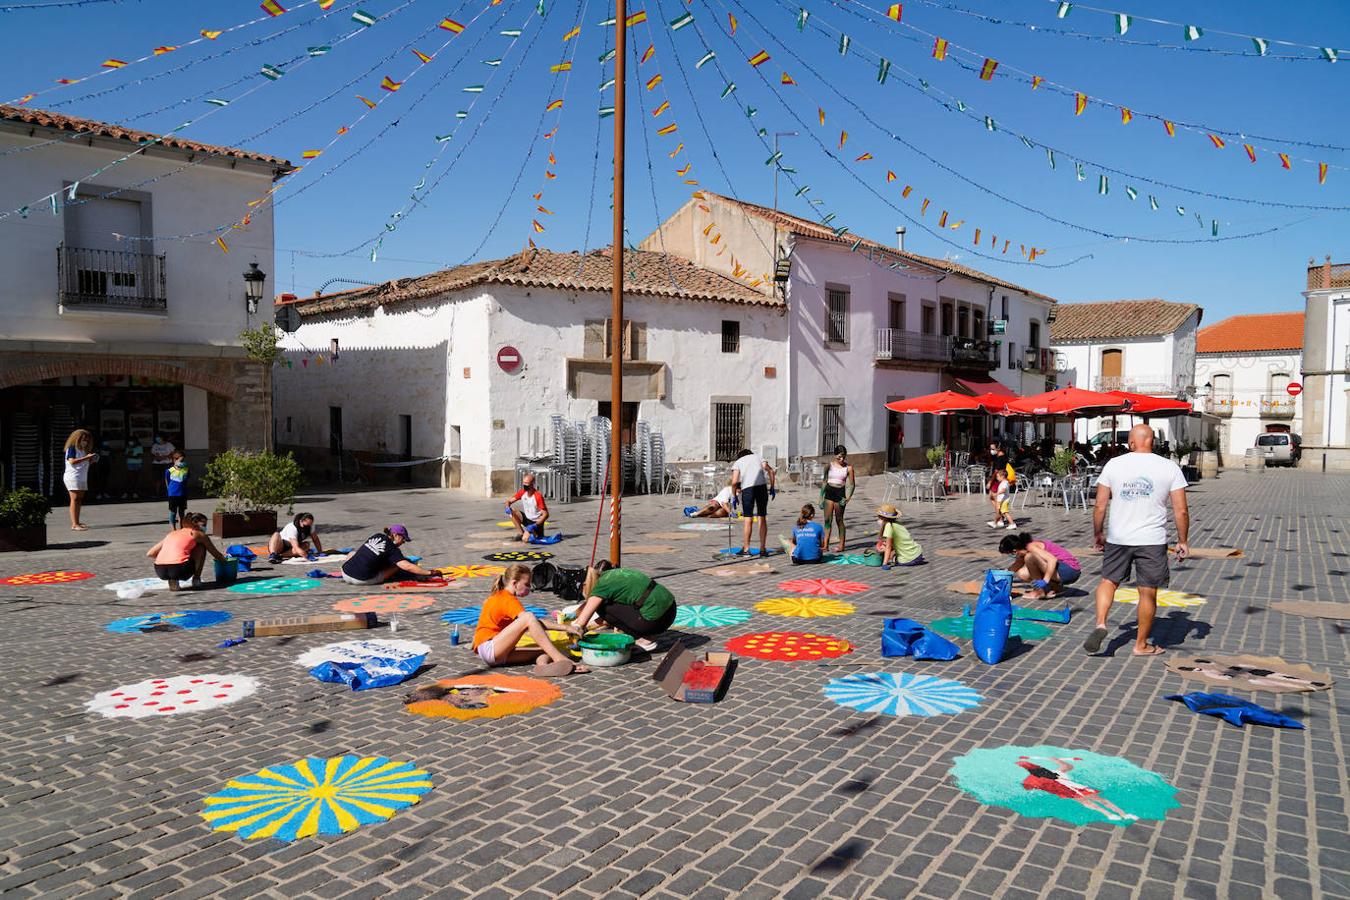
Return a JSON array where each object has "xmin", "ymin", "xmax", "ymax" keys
[
  {"xmin": 472, "ymin": 564, "xmax": 588, "ymax": 677},
  {"xmin": 571, "ymin": 561, "xmax": 677, "ymax": 651},
  {"xmin": 998, "ymin": 532, "xmax": 1080, "ymax": 599},
  {"xmin": 875, "ymin": 505, "xmax": 924, "ymax": 569},
  {"xmin": 268, "ymin": 512, "xmax": 323, "ymax": 562},
  {"xmin": 146, "ymin": 512, "xmax": 228, "ymax": 591},
  {"xmin": 340, "ymin": 524, "xmax": 438, "ymax": 585}
]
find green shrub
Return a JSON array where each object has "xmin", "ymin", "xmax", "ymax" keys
[
  {"xmin": 0, "ymin": 488, "xmax": 51, "ymax": 530},
  {"xmin": 925, "ymin": 443, "xmax": 947, "ymax": 468},
  {"xmin": 202, "ymin": 449, "xmax": 304, "ymax": 514},
  {"xmin": 1049, "ymin": 447, "xmax": 1077, "ymax": 476}
]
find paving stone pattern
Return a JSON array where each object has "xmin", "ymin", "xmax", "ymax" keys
[{"xmin": 0, "ymin": 470, "xmax": 1347, "ymax": 898}]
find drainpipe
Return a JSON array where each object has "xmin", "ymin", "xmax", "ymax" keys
[{"xmin": 782, "ymin": 236, "xmax": 794, "ymax": 463}]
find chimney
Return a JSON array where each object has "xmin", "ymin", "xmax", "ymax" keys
[{"xmin": 895, "ymin": 226, "xmax": 906, "ymax": 251}]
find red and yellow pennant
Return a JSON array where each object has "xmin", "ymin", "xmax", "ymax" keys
[
  {"xmin": 1074, "ymin": 93, "xmax": 1087, "ymax": 115},
  {"xmin": 1243, "ymin": 144, "xmax": 1256, "ymax": 163},
  {"xmin": 887, "ymin": 4, "xmax": 902, "ymax": 21},
  {"xmin": 1279, "ymin": 153, "xmax": 1291, "ymax": 169},
  {"xmin": 102, "ymin": 59, "xmax": 128, "ymax": 68},
  {"xmin": 439, "ymin": 18, "xmax": 465, "ymax": 33},
  {"xmin": 215, "ymin": 235, "xmax": 229, "ymax": 253},
  {"xmin": 1208, "ymin": 134, "xmax": 1225, "ymax": 149},
  {"xmin": 1163, "ymin": 120, "xmax": 1176, "ymax": 137},
  {"xmin": 153, "ymin": 46, "xmax": 177, "ymax": 55},
  {"xmin": 380, "ymin": 76, "xmax": 402, "ymax": 92},
  {"xmin": 260, "ymin": 0, "xmax": 286, "ymax": 17},
  {"xmin": 855, "ymin": 152, "xmax": 872, "ymax": 162},
  {"xmin": 728, "ymin": 12, "xmax": 737, "ymax": 34},
  {"xmin": 357, "ymin": 95, "xmax": 377, "ymax": 108},
  {"xmin": 932, "ymin": 38, "xmax": 948, "ymax": 60},
  {"xmin": 657, "ymin": 123, "xmax": 678, "ymax": 135},
  {"xmin": 652, "ymin": 100, "xmax": 669, "ymax": 116},
  {"xmin": 550, "ymin": 62, "xmax": 572, "ymax": 72},
  {"xmin": 839, "ymin": 130, "xmax": 848, "ymax": 149},
  {"xmin": 412, "ymin": 49, "xmax": 432, "ymax": 64},
  {"xmin": 646, "ymin": 73, "xmax": 662, "ymax": 90},
  {"xmin": 978, "ymin": 58, "xmax": 997, "ymax": 80},
  {"xmin": 562, "ymin": 25, "xmax": 581, "ymax": 41},
  {"xmin": 749, "ymin": 50, "xmax": 770, "ymax": 67},
  {"xmin": 781, "ymin": 72, "xmax": 795, "ymax": 85},
  {"xmin": 625, "ymin": 10, "xmax": 647, "ymax": 26},
  {"xmin": 1120, "ymin": 108, "xmax": 1132, "ymax": 125},
  {"xmin": 886, "ymin": 171, "xmax": 896, "ymax": 182},
  {"xmin": 302, "ymin": 149, "xmax": 322, "ymax": 159},
  {"xmin": 532, "ymin": 220, "xmax": 546, "ymax": 233},
  {"xmin": 640, "ymin": 44, "xmax": 655, "ymax": 64},
  {"xmin": 1319, "ymin": 163, "xmax": 1328, "ymax": 185},
  {"xmin": 1031, "ymin": 75, "xmax": 1043, "ymax": 89},
  {"xmin": 201, "ymin": 30, "xmax": 222, "ymax": 39},
  {"xmin": 545, "ymin": 99, "xmax": 563, "ymax": 111}
]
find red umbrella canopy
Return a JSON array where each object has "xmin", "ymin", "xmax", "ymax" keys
[
  {"xmin": 970, "ymin": 393, "xmax": 1015, "ymax": 414},
  {"xmin": 884, "ymin": 391, "xmax": 989, "ymax": 415},
  {"xmin": 1105, "ymin": 390, "xmax": 1193, "ymax": 417},
  {"xmin": 1004, "ymin": 386, "xmax": 1131, "ymax": 417}
]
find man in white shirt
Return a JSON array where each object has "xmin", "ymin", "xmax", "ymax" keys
[
  {"xmin": 730, "ymin": 448, "xmax": 776, "ymax": 556},
  {"xmin": 1086, "ymin": 424, "xmax": 1190, "ymax": 657},
  {"xmin": 506, "ymin": 474, "xmax": 549, "ymax": 541}
]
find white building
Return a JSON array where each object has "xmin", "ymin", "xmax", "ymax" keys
[
  {"xmin": 1194, "ymin": 312, "xmax": 1303, "ymax": 460},
  {"xmin": 643, "ymin": 194, "xmax": 1059, "ymax": 471},
  {"xmin": 1301, "ymin": 256, "xmax": 1350, "ymax": 468},
  {"xmin": 1050, "ymin": 299, "xmax": 1203, "ymax": 444},
  {"xmin": 274, "ymin": 248, "xmax": 787, "ymax": 495},
  {"xmin": 0, "ymin": 104, "xmax": 290, "ymax": 494}
]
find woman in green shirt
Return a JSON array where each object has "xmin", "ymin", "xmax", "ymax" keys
[
  {"xmin": 570, "ymin": 560, "xmax": 677, "ymax": 649},
  {"xmin": 875, "ymin": 504, "xmax": 924, "ymax": 569}
]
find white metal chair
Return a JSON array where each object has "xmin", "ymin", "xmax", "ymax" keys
[
  {"xmin": 964, "ymin": 465, "xmax": 988, "ymax": 495},
  {"xmin": 677, "ymin": 468, "xmax": 703, "ymax": 501},
  {"xmin": 881, "ymin": 470, "xmax": 905, "ymax": 504}
]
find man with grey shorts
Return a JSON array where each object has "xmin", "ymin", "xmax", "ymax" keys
[{"xmin": 1085, "ymin": 424, "xmax": 1190, "ymax": 657}]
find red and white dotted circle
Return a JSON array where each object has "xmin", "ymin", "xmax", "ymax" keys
[{"xmin": 85, "ymin": 674, "xmax": 260, "ymax": 719}]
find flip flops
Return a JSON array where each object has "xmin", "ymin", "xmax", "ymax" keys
[{"xmin": 1083, "ymin": 627, "xmax": 1108, "ymax": 655}]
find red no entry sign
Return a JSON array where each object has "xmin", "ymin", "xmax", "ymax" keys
[
  {"xmin": 496, "ymin": 346, "xmax": 522, "ymax": 374},
  {"xmin": 1287, "ymin": 382, "xmax": 1303, "ymax": 397}
]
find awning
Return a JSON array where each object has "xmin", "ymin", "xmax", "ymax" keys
[{"xmin": 954, "ymin": 376, "xmax": 1015, "ymax": 397}]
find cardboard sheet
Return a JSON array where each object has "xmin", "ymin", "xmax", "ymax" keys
[
  {"xmin": 946, "ymin": 581, "xmax": 1024, "ymax": 598},
  {"xmin": 700, "ymin": 562, "xmax": 774, "ymax": 578},
  {"xmin": 1165, "ymin": 654, "xmax": 1333, "ymax": 693},
  {"xmin": 622, "ymin": 544, "xmax": 676, "ymax": 554},
  {"xmin": 1271, "ymin": 601, "xmax": 1350, "ymax": 620},
  {"xmin": 935, "ymin": 548, "xmax": 1002, "ymax": 560},
  {"xmin": 1172, "ymin": 546, "xmax": 1245, "ymax": 559}
]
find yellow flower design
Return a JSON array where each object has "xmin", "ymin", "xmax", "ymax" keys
[{"xmin": 754, "ymin": 597, "xmax": 856, "ymax": 618}]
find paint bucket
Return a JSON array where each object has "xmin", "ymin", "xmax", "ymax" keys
[
  {"xmin": 861, "ymin": 550, "xmax": 884, "ymax": 568},
  {"xmin": 577, "ymin": 633, "xmax": 634, "ymax": 667},
  {"xmin": 214, "ymin": 558, "xmax": 240, "ymax": 584}
]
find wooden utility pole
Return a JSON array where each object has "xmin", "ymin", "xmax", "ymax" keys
[{"xmin": 609, "ymin": 0, "xmax": 626, "ymax": 566}]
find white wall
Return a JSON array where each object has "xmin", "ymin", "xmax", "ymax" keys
[
  {"xmin": 183, "ymin": 385, "xmax": 209, "ymax": 450},
  {"xmin": 1054, "ymin": 330, "xmax": 1195, "ymax": 442},
  {"xmin": 1196, "ymin": 351, "xmax": 1302, "ymax": 455},
  {"xmin": 0, "ymin": 127, "xmax": 279, "ymax": 349}
]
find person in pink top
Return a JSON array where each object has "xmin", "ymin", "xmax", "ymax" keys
[
  {"xmin": 998, "ymin": 531, "xmax": 1081, "ymax": 600},
  {"xmin": 146, "ymin": 512, "xmax": 227, "ymax": 591}
]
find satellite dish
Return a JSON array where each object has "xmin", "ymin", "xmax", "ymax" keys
[{"xmin": 275, "ymin": 304, "xmax": 301, "ymax": 334}]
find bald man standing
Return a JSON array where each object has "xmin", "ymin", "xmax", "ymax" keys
[{"xmin": 1085, "ymin": 424, "xmax": 1190, "ymax": 656}]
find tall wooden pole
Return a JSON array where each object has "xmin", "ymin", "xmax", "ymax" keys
[{"xmin": 609, "ymin": 0, "xmax": 626, "ymax": 566}]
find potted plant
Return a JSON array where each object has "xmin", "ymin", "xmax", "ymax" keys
[
  {"xmin": 202, "ymin": 449, "xmax": 304, "ymax": 538},
  {"xmin": 0, "ymin": 488, "xmax": 50, "ymax": 552},
  {"xmin": 924, "ymin": 443, "xmax": 947, "ymax": 469},
  {"xmin": 1049, "ymin": 447, "xmax": 1076, "ymax": 477}
]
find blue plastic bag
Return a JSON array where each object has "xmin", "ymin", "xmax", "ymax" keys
[
  {"xmin": 528, "ymin": 532, "xmax": 563, "ymax": 545},
  {"xmin": 881, "ymin": 618, "xmax": 960, "ymax": 661},
  {"xmin": 226, "ymin": 544, "xmax": 256, "ymax": 572},
  {"xmin": 972, "ymin": 569, "xmax": 1013, "ymax": 665},
  {"xmin": 1165, "ymin": 692, "xmax": 1304, "ymax": 729},
  {"xmin": 309, "ymin": 654, "xmax": 426, "ymax": 691}
]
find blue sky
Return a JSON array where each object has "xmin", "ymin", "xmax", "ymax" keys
[{"xmin": 2, "ymin": 0, "xmax": 1346, "ymax": 318}]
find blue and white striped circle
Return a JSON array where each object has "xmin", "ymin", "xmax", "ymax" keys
[
  {"xmin": 440, "ymin": 604, "xmax": 547, "ymax": 625},
  {"xmin": 824, "ymin": 672, "xmax": 982, "ymax": 717}
]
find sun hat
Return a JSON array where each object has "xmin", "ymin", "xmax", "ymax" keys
[
  {"xmin": 876, "ymin": 504, "xmax": 901, "ymax": 520},
  {"xmin": 389, "ymin": 524, "xmax": 412, "ymax": 542}
]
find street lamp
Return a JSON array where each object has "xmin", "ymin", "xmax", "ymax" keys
[{"xmin": 243, "ymin": 262, "xmax": 267, "ymax": 316}]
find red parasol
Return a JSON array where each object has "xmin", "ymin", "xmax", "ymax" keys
[
  {"xmin": 1004, "ymin": 386, "xmax": 1131, "ymax": 417},
  {"xmin": 885, "ymin": 391, "xmax": 1019, "ymax": 488},
  {"xmin": 1104, "ymin": 391, "xmax": 1193, "ymax": 417}
]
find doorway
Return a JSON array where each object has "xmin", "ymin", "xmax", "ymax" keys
[
  {"xmin": 597, "ymin": 401, "xmax": 639, "ymax": 446},
  {"xmin": 1100, "ymin": 349, "xmax": 1123, "ymax": 389}
]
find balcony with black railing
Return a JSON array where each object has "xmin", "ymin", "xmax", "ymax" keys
[
  {"xmin": 874, "ymin": 330, "xmax": 999, "ymax": 369},
  {"xmin": 58, "ymin": 244, "xmax": 166, "ymax": 311}
]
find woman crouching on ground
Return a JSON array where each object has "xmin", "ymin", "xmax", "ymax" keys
[
  {"xmin": 569, "ymin": 561, "xmax": 677, "ymax": 652},
  {"xmin": 472, "ymin": 564, "xmax": 588, "ymax": 677},
  {"xmin": 998, "ymin": 531, "xmax": 1081, "ymax": 599},
  {"xmin": 146, "ymin": 512, "xmax": 228, "ymax": 591},
  {"xmin": 340, "ymin": 524, "xmax": 438, "ymax": 585}
]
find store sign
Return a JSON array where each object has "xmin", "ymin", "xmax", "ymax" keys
[{"xmin": 991, "ymin": 319, "xmax": 1007, "ymax": 335}]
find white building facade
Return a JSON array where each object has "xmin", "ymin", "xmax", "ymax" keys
[
  {"xmin": 1301, "ymin": 256, "xmax": 1350, "ymax": 468},
  {"xmin": 1194, "ymin": 312, "xmax": 1303, "ymax": 460},
  {"xmin": 0, "ymin": 105, "xmax": 290, "ymax": 494}
]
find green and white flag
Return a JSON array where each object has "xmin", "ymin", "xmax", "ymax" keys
[
  {"xmin": 765, "ymin": 150, "xmax": 782, "ymax": 166},
  {"xmin": 599, "ymin": 106, "xmax": 615, "ymax": 117},
  {"xmin": 984, "ymin": 115, "xmax": 996, "ymax": 131},
  {"xmin": 839, "ymin": 34, "xmax": 850, "ymax": 56},
  {"xmin": 1075, "ymin": 162, "xmax": 1085, "ymax": 181},
  {"xmin": 1125, "ymin": 185, "xmax": 1138, "ymax": 200},
  {"xmin": 720, "ymin": 82, "xmax": 736, "ymax": 98},
  {"xmin": 500, "ymin": 29, "xmax": 522, "ymax": 36},
  {"xmin": 810, "ymin": 198, "xmax": 826, "ymax": 206},
  {"xmin": 260, "ymin": 63, "xmax": 284, "ymax": 79},
  {"xmin": 482, "ymin": 58, "xmax": 503, "ymax": 66},
  {"xmin": 877, "ymin": 58, "xmax": 891, "ymax": 83},
  {"xmin": 780, "ymin": 165, "xmax": 796, "ymax": 173},
  {"xmin": 1098, "ymin": 174, "xmax": 1108, "ymax": 195},
  {"xmin": 1195, "ymin": 211, "xmax": 1204, "ymax": 227},
  {"xmin": 1251, "ymin": 37, "xmax": 1268, "ymax": 56},
  {"xmin": 597, "ymin": 16, "xmax": 616, "ymax": 26},
  {"xmin": 821, "ymin": 212, "xmax": 836, "ymax": 224},
  {"xmin": 849, "ymin": 238, "xmax": 862, "ymax": 252},
  {"xmin": 1019, "ymin": 134, "xmax": 1034, "ymax": 149},
  {"xmin": 205, "ymin": 98, "xmax": 230, "ymax": 106},
  {"xmin": 1183, "ymin": 24, "xmax": 1202, "ymax": 41},
  {"xmin": 1056, "ymin": 2, "xmax": 1071, "ymax": 18},
  {"xmin": 670, "ymin": 12, "xmax": 694, "ymax": 30},
  {"xmin": 1176, "ymin": 205, "xmax": 1185, "ymax": 215},
  {"xmin": 1114, "ymin": 14, "xmax": 1130, "ymax": 35},
  {"xmin": 1211, "ymin": 219, "xmax": 1219, "ymax": 236},
  {"xmin": 599, "ymin": 48, "xmax": 616, "ymax": 63},
  {"xmin": 455, "ymin": 110, "xmax": 468, "ymax": 118},
  {"xmin": 351, "ymin": 9, "xmax": 376, "ymax": 26},
  {"xmin": 832, "ymin": 224, "xmax": 849, "ymax": 237},
  {"xmin": 1046, "ymin": 148, "xmax": 1056, "ymax": 169},
  {"xmin": 537, "ymin": 0, "xmax": 545, "ymax": 15},
  {"xmin": 463, "ymin": 85, "xmax": 484, "ymax": 93},
  {"xmin": 307, "ymin": 45, "xmax": 331, "ymax": 56},
  {"xmin": 955, "ymin": 100, "xmax": 967, "ymax": 112},
  {"xmin": 599, "ymin": 78, "xmax": 615, "ymax": 91},
  {"xmin": 796, "ymin": 8, "xmax": 808, "ymax": 30},
  {"xmin": 1148, "ymin": 195, "xmax": 1159, "ymax": 210},
  {"xmin": 435, "ymin": 133, "xmax": 454, "ymax": 141},
  {"xmin": 918, "ymin": 78, "xmax": 929, "ymax": 90},
  {"xmin": 696, "ymin": 50, "xmax": 716, "ymax": 68},
  {"xmin": 1321, "ymin": 47, "xmax": 1339, "ymax": 62},
  {"xmin": 745, "ymin": 106, "xmax": 758, "ymax": 118},
  {"xmin": 794, "ymin": 185, "xmax": 810, "ymax": 196}
]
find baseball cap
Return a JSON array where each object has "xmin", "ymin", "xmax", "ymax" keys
[{"xmin": 389, "ymin": 524, "xmax": 412, "ymax": 542}]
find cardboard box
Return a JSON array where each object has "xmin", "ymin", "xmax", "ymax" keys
[
  {"xmin": 653, "ymin": 641, "xmax": 735, "ymax": 703},
  {"xmin": 243, "ymin": 612, "xmax": 377, "ymax": 638}
]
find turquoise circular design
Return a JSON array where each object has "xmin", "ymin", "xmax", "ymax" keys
[
  {"xmin": 440, "ymin": 604, "xmax": 547, "ymax": 625},
  {"xmin": 824, "ymin": 553, "xmax": 872, "ymax": 566},
  {"xmin": 950, "ymin": 745, "xmax": 1180, "ymax": 827},
  {"xmin": 930, "ymin": 616, "xmax": 1054, "ymax": 641},
  {"xmin": 227, "ymin": 577, "xmax": 318, "ymax": 595},
  {"xmin": 673, "ymin": 605, "xmax": 752, "ymax": 628},
  {"xmin": 824, "ymin": 672, "xmax": 981, "ymax": 717},
  {"xmin": 107, "ymin": 610, "xmax": 232, "ymax": 634}
]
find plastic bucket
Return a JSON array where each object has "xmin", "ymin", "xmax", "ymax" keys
[
  {"xmin": 577, "ymin": 632, "xmax": 634, "ymax": 667},
  {"xmin": 214, "ymin": 558, "xmax": 240, "ymax": 584},
  {"xmin": 861, "ymin": 550, "xmax": 885, "ymax": 568}
]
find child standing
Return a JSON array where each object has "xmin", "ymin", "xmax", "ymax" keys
[
  {"xmin": 472, "ymin": 563, "xmax": 588, "ymax": 677},
  {"xmin": 165, "ymin": 451, "xmax": 189, "ymax": 528}
]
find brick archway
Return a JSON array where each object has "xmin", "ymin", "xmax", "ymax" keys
[{"xmin": 0, "ymin": 358, "xmax": 238, "ymax": 399}]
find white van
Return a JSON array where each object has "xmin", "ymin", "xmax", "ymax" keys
[{"xmin": 1256, "ymin": 432, "xmax": 1301, "ymax": 467}]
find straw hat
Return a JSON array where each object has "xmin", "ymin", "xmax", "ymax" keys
[{"xmin": 876, "ymin": 504, "xmax": 901, "ymax": 520}]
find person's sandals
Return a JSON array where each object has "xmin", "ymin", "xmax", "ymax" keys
[
  {"xmin": 166, "ymin": 579, "xmax": 180, "ymax": 592},
  {"xmin": 72, "ymin": 524, "xmax": 90, "ymax": 531},
  {"xmin": 1083, "ymin": 627, "xmax": 1108, "ymax": 654},
  {"xmin": 633, "ymin": 638, "xmax": 658, "ymax": 652},
  {"xmin": 1133, "ymin": 645, "xmax": 1165, "ymax": 657}
]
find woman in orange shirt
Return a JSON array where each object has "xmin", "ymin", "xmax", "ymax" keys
[
  {"xmin": 472, "ymin": 564, "xmax": 589, "ymax": 677},
  {"xmin": 145, "ymin": 512, "xmax": 227, "ymax": 591}
]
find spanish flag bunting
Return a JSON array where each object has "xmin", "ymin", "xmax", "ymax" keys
[
  {"xmin": 302, "ymin": 149, "xmax": 322, "ymax": 158},
  {"xmin": 749, "ymin": 50, "xmax": 770, "ymax": 67},
  {"xmin": 56, "ymin": 78, "xmax": 80, "ymax": 85},
  {"xmin": 1319, "ymin": 163, "xmax": 1328, "ymax": 185},
  {"xmin": 676, "ymin": 163, "xmax": 690, "ymax": 175},
  {"xmin": 336, "ymin": 126, "xmax": 348, "ymax": 135},
  {"xmin": 838, "ymin": 130, "xmax": 847, "ymax": 149},
  {"xmin": 201, "ymin": 29, "xmax": 222, "ymax": 39},
  {"xmin": 413, "ymin": 49, "xmax": 433, "ymax": 64},
  {"xmin": 640, "ymin": 44, "xmax": 655, "ymax": 64},
  {"xmin": 669, "ymin": 143, "xmax": 685, "ymax": 157},
  {"xmin": 703, "ymin": 222, "xmax": 715, "ymax": 236},
  {"xmin": 153, "ymin": 46, "xmax": 176, "ymax": 55},
  {"xmin": 542, "ymin": 127, "xmax": 558, "ymax": 139},
  {"xmin": 855, "ymin": 153, "xmax": 872, "ymax": 162},
  {"xmin": 551, "ymin": 62, "xmax": 572, "ymax": 72},
  {"xmin": 728, "ymin": 12, "xmax": 737, "ymax": 34},
  {"xmin": 886, "ymin": 4, "xmax": 902, "ymax": 21},
  {"xmin": 1031, "ymin": 75, "xmax": 1043, "ymax": 89},
  {"xmin": 625, "ymin": 10, "xmax": 647, "ymax": 26},
  {"xmin": 932, "ymin": 38, "xmax": 948, "ymax": 60},
  {"xmin": 1208, "ymin": 134, "xmax": 1225, "ymax": 149},
  {"xmin": 646, "ymin": 74, "xmax": 662, "ymax": 90},
  {"xmin": 1120, "ymin": 108, "xmax": 1132, "ymax": 125},
  {"xmin": 548, "ymin": 152, "xmax": 556, "ymax": 164},
  {"xmin": 710, "ymin": 234, "xmax": 722, "ymax": 245},
  {"xmin": 381, "ymin": 76, "xmax": 402, "ymax": 92},
  {"xmin": 320, "ymin": 0, "xmax": 335, "ymax": 8},
  {"xmin": 260, "ymin": 0, "xmax": 286, "ymax": 16},
  {"xmin": 652, "ymin": 100, "xmax": 669, "ymax": 116},
  {"xmin": 781, "ymin": 72, "xmax": 795, "ymax": 85},
  {"xmin": 938, "ymin": 211, "xmax": 948, "ymax": 227},
  {"xmin": 1003, "ymin": 239, "xmax": 1010, "ymax": 253},
  {"xmin": 215, "ymin": 235, "xmax": 229, "ymax": 253},
  {"xmin": 973, "ymin": 228, "xmax": 980, "ymax": 244},
  {"xmin": 533, "ymin": 220, "xmax": 545, "ymax": 232},
  {"xmin": 1163, "ymin": 120, "xmax": 1175, "ymax": 137},
  {"xmin": 920, "ymin": 198, "xmax": 930, "ymax": 215},
  {"xmin": 440, "ymin": 18, "xmax": 465, "ymax": 33},
  {"xmin": 657, "ymin": 123, "xmax": 677, "ymax": 135},
  {"xmin": 546, "ymin": 98, "xmax": 564, "ymax": 110},
  {"xmin": 563, "ymin": 25, "xmax": 581, "ymax": 41},
  {"xmin": 1279, "ymin": 153, "xmax": 1291, "ymax": 169},
  {"xmin": 901, "ymin": 185, "xmax": 912, "ymax": 197},
  {"xmin": 537, "ymin": 205, "xmax": 554, "ymax": 215},
  {"xmin": 358, "ymin": 95, "xmax": 376, "ymax": 108},
  {"xmin": 818, "ymin": 108, "xmax": 826, "ymax": 126},
  {"xmin": 978, "ymin": 58, "xmax": 997, "ymax": 80},
  {"xmin": 16, "ymin": 94, "xmax": 34, "ymax": 105},
  {"xmin": 691, "ymin": 191, "xmax": 706, "ymax": 199},
  {"xmin": 886, "ymin": 171, "xmax": 896, "ymax": 182},
  {"xmin": 1074, "ymin": 93, "xmax": 1087, "ymax": 115},
  {"xmin": 545, "ymin": 171, "xmax": 556, "ymax": 179},
  {"xmin": 102, "ymin": 59, "xmax": 128, "ymax": 68},
  {"xmin": 1244, "ymin": 144, "xmax": 1256, "ymax": 163},
  {"xmin": 697, "ymin": 203, "xmax": 710, "ymax": 212}
]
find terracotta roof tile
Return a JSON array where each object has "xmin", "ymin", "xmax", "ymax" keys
[
  {"xmin": 283, "ymin": 247, "xmax": 781, "ymax": 316},
  {"xmin": 0, "ymin": 104, "xmax": 292, "ymax": 169},
  {"xmin": 1196, "ymin": 311, "xmax": 1304, "ymax": 354},
  {"xmin": 1050, "ymin": 299, "xmax": 1201, "ymax": 342},
  {"xmin": 703, "ymin": 193, "xmax": 1058, "ymax": 303}
]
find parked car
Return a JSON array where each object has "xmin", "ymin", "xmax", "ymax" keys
[
  {"xmin": 1088, "ymin": 429, "xmax": 1131, "ymax": 447},
  {"xmin": 1256, "ymin": 432, "xmax": 1302, "ymax": 466}
]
